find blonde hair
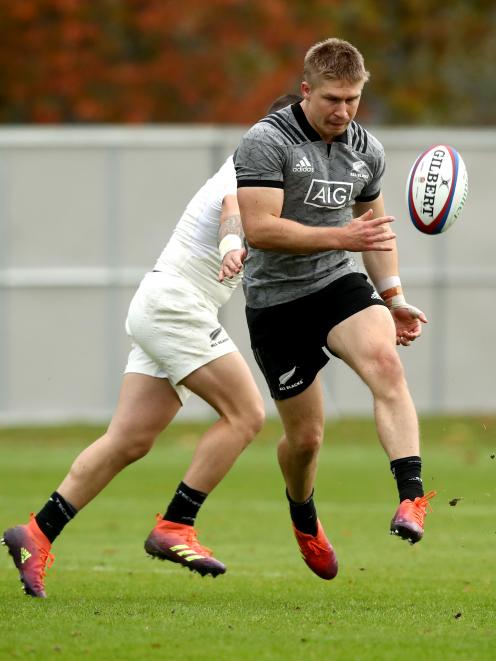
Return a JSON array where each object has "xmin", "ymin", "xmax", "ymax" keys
[{"xmin": 303, "ymin": 38, "xmax": 370, "ymax": 86}]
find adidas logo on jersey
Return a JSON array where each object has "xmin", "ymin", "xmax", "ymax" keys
[{"xmin": 292, "ymin": 157, "xmax": 314, "ymax": 173}]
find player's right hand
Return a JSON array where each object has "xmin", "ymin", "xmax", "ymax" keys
[
  {"xmin": 342, "ymin": 209, "xmax": 396, "ymax": 251},
  {"xmin": 218, "ymin": 248, "xmax": 247, "ymax": 282}
]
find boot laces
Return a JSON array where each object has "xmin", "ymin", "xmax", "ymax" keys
[
  {"xmin": 28, "ymin": 513, "xmax": 55, "ymax": 580},
  {"xmin": 38, "ymin": 548, "xmax": 55, "ymax": 580},
  {"xmin": 183, "ymin": 527, "xmax": 213, "ymax": 557},
  {"xmin": 305, "ymin": 536, "xmax": 328, "ymax": 555},
  {"xmin": 410, "ymin": 490, "xmax": 437, "ymax": 524},
  {"xmin": 297, "ymin": 525, "xmax": 329, "ymax": 556}
]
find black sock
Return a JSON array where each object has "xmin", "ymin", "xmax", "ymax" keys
[
  {"xmin": 164, "ymin": 481, "xmax": 207, "ymax": 526},
  {"xmin": 35, "ymin": 491, "xmax": 78, "ymax": 543},
  {"xmin": 390, "ymin": 456, "xmax": 424, "ymax": 502},
  {"xmin": 287, "ymin": 489, "xmax": 318, "ymax": 536}
]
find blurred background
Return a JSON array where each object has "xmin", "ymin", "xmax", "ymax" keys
[{"xmin": 0, "ymin": 0, "xmax": 494, "ymax": 423}]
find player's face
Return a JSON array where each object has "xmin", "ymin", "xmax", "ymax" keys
[{"xmin": 301, "ymin": 78, "xmax": 364, "ymax": 142}]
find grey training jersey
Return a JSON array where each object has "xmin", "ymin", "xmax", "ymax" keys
[{"xmin": 235, "ymin": 102, "xmax": 385, "ymax": 308}]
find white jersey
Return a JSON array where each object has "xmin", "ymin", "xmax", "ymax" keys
[{"xmin": 154, "ymin": 155, "xmax": 239, "ymax": 307}]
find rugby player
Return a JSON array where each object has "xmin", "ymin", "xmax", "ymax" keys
[
  {"xmin": 235, "ymin": 39, "xmax": 435, "ymax": 580},
  {"xmin": 2, "ymin": 94, "xmax": 300, "ymax": 597}
]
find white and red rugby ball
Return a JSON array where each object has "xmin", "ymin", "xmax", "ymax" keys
[{"xmin": 406, "ymin": 144, "xmax": 468, "ymax": 234}]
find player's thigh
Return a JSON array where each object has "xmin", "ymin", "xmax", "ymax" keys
[
  {"xmin": 327, "ymin": 304, "xmax": 397, "ymax": 377},
  {"xmin": 181, "ymin": 351, "xmax": 264, "ymax": 421},
  {"xmin": 275, "ymin": 376, "xmax": 325, "ymax": 444},
  {"xmin": 107, "ymin": 372, "xmax": 182, "ymax": 440}
]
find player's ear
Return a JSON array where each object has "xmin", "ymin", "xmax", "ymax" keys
[{"xmin": 301, "ymin": 81, "xmax": 311, "ymax": 99}]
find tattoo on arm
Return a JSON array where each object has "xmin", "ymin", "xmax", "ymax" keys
[{"xmin": 218, "ymin": 214, "xmax": 244, "ymax": 244}]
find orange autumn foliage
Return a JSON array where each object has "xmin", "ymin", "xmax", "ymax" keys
[{"xmin": 0, "ymin": 0, "xmax": 494, "ymax": 125}]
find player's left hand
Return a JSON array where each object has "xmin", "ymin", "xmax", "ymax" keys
[
  {"xmin": 218, "ymin": 248, "xmax": 247, "ymax": 282},
  {"xmin": 389, "ymin": 304, "xmax": 428, "ymax": 346}
]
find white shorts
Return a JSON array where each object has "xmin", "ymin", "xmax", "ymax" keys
[{"xmin": 124, "ymin": 271, "xmax": 238, "ymax": 404}]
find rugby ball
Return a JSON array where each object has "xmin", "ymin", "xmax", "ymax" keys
[{"xmin": 406, "ymin": 144, "xmax": 468, "ymax": 234}]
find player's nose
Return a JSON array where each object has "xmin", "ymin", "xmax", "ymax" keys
[{"xmin": 333, "ymin": 101, "xmax": 348, "ymax": 117}]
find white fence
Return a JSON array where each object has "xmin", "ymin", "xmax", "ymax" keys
[{"xmin": 0, "ymin": 126, "xmax": 494, "ymax": 424}]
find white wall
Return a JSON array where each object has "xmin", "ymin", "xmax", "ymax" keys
[{"xmin": 0, "ymin": 126, "xmax": 494, "ymax": 424}]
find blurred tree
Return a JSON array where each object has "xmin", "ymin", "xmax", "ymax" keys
[{"xmin": 0, "ymin": 0, "xmax": 494, "ymax": 125}]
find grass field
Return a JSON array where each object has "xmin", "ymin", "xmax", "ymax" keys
[{"xmin": 0, "ymin": 417, "xmax": 495, "ymax": 660}]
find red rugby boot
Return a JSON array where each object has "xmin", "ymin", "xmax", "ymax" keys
[
  {"xmin": 2, "ymin": 514, "xmax": 55, "ymax": 598},
  {"xmin": 390, "ymin": 490, "xmax": 437, "ymax": 544},
  {"xmin": 292, "ymin": 519, "xmax": 338, "ymax": 580},
  {"xmin": 144, "ymin": 515, "xmax": 226, "ymax": 577}
]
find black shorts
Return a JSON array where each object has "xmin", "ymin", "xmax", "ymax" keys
[{"xmin": 246, "ymin": 272, "xmax": 386, "ymax": 400}]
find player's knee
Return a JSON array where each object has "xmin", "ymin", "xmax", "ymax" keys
[
  {"xmin": 113, "ymin": 429, "xmax": 157, "ymax": 463},
  {"xmin": 128, "ymin": 435, "xmax": 157, "ymax": 461},
  {"xmin": 235, "ymin": 400, "xmax": 265, "ymax": 444},
  {"xmin": 289, "ymin": 426, "xmax": 323, "ymax": 457},
  {"xmin": 367, "ymin": 349, "xmax": 405, "ymax": 393},
  {"xmin": 379, "ymin": 349, "xmax": 404, "ymax": 382},
  {"xmin": 248, "ymin": 400, "xmax": 266, "ymax": 436}
]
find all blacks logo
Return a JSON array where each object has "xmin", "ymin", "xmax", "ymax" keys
[
  {"xmin": 304, "ymin": 179, "xmax": 353, "ymax": 209},
  {"xmin": 421, "ymin": 148, "xmax": 450, "ymax": 218}
]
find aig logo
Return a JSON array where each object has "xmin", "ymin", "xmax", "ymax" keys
[{"xmin": 304, "ymin": 180, "xmax": 353, "ymax": 209}]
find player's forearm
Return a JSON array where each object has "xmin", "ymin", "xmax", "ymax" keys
[
  {"xmin": 362, "ymin": 240, "xmax": 399, "ymax": 286},
  {"xmin": 218, "ymin": 194, "xmax": 244, "ymax": 255},
  {"xmin": 218, "ymin": 214, "xmax": 244, "ymax": 259},
  {"xmin": 242, "ymin": 214, "xmax": 345, "ymax": 253},
  {"xmin": 218, "ymin": 214, "xmax": 244, "ymax": 243}
]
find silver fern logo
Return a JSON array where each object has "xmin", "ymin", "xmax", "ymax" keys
[
  {"xmin": 209, "ymin": 327, "xmax": 222, "ymax": 342},
  {"xmin": 209, "ymin": 326, "xmax": 228, "ymax": 348},
  {"xmin": 279, "ymin": 366, "xmax": 297, "ymax": 386},
  {"xmin": 350, "ymin": 160, "xmax": 371, "ymax": 180}
]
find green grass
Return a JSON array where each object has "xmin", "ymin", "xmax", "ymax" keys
[{"xmin": 0, "ymin": 417, "xmax": 495, "ymax": 660}]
